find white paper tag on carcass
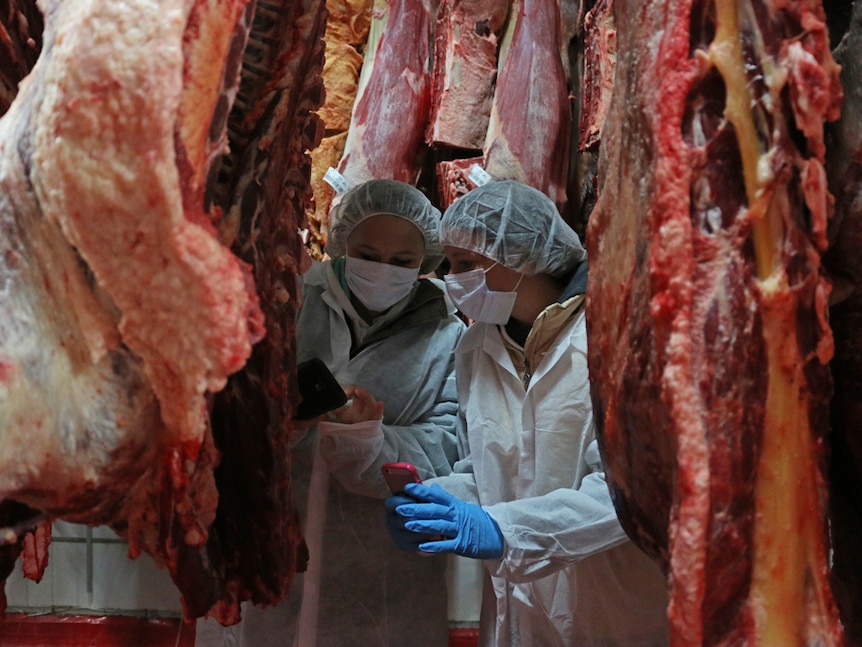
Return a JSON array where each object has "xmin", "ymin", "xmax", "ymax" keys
[
  {"xmin": 324, "ymin": 167, "xmax": 351, "ymax": 195},
  {"xmin": 468, "ymin": 164, "xmax": 492, "ymax": 187}
]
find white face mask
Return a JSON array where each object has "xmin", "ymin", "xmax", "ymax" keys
[
  {"xmin": 345, "ymin": 256, "xmax": 420, "ymax": 312},
  {"xmin": 444, "ymin": 263, "xmax": 523, "ymax": 325}
]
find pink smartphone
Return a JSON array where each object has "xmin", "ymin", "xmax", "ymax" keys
[{"xmin": 381, "ymin": 462, "xmax": 422, "ymax": 494}]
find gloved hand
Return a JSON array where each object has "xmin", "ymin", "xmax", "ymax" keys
[
  {"xmin": 384, "ymin": 494, "xmax": 439, "ymax": 552},
  {"xmin": 393, "ymin": 483, "xmax": 504, "ymax": 560}
]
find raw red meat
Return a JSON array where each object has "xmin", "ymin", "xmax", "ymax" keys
[
  {"xmin": 578, "ymin": 0, "xmax": 614, "ymax": 152},
  {"xmin": 824, "ymin": 1, "xmax": 862, "ymax": 642},
  {"xmin": 29, "ymin": 0, "xmax": 262, "ymax": 449},
  {"xmin": 435, "ymin": 155, "xmax": 482, "ymax": 209},
  {"xmin": 426, "ymin": 0, "xmax": 509, "ymax": 150},
  {"xmin": 1, "ymin": 0, "xmax": 258, "ymax": 521},
  {"xmin": 337, "ymin": 0, "xmax": 435, "ymax": 186},
  {"xmin": 0, "ymin": 502, "xmax": 46, "ymax": 616},
  {"xmin": 433, "ymin": 0, "xmax": 573, "ymax": 211},
  {"xmin": 0, "ymin": 0, "xmax": 321, "ymax": 622},
  {"xmin": 586, "ymin": 0, "xmax": 844, "ymax": 644},
  {"xmin": 197, "ymin": 0, "xmax": 326, "ymax": 622},
  {"xmin": 482, "ymin": 0, "xmax": 571, "ymax": 210}
]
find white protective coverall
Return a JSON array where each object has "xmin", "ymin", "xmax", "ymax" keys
[
  {"xmin": 430, "ymin": 281, "xmax": 670, "ymax": 647},
  {"xmin": 196, "ymin": 259, "xmax": 464, "ymax": 647}
]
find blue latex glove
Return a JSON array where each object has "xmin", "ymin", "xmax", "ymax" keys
[
  {"xmin": 394, "ymin": 482, "xmax": 504, "ymax": 559},
  {"xmin": 384, "ymin": 494, "xmax": 438, "ymax": 552}
]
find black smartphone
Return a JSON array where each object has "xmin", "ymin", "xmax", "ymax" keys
[{"xmin": 295, "ymin": 358, "xmax": 349, "ymax": 420}]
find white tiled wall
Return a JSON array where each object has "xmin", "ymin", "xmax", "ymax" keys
[
  {"xmin": 6, "ymin": 523, "xmax": 482, "ymax": 624},
  {"xmin": 5, "ymin": 521, "xmax": 183, "ymax": 616},
  {"xmin": 447, "ymin": 555, "xmax": 483, "ymax": 623}
]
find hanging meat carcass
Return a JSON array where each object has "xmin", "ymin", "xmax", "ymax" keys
[
  {"xmin": 306, "ymin": 0, "xmax": 373, "ymax": 256},
  {"xmin": 425, "ymin": 0, "xmax": 509, "ymax": 151},
  {"xmin": 0, "ymin": 0, "xmax": 326, "ymax": 621},
  {"xmin": 335, "ymin": 0, "xmax": 436, "ymax": 187},
  {"xmin": 434, "ymin": 0, "xmax": 573, "ymax": 211},
  {"xmin": 483, "ymin": 0, "xmax": 571, "ymax": 207},
  {"xmin": 567, "ymin": 0, "xmax": 614, "ymax": 236},
  {"xmin": 0, "ymin": 0, "xmax": 260, "ymax": 532},
  {"xmin": 0, "ymin": 0, "xmax": 260, "ymax": 613},
  {"xmin": 824, "ymin": 1, "xmax": 862, "ymax": 642},
  {"xmin": 200, "ymin": 0, "xmax": 327, "ymax": 623},
  {"xmin": 577, "ymin": 0, "xmax": 614, "ymax": 154},
  {"xmin": 586, "ymin": 0, "xmax": 846, "ymax": 643}
]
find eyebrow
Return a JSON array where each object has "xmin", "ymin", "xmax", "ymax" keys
[{"xmin": 354, "ymin": 243, "xmax": 419, "ymax": 257}]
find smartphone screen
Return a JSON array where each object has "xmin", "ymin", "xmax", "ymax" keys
[
  {"xmin": 295, "ymin": 358, "xmax": 348, "ymax": 420},
  {"xmin": 381, "ymin": 462, "xmax": 422, "ymax": 495}
]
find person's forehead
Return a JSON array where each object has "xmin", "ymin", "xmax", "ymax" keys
[{"xmin": 350, "ymin": 214, "xmax": 423, "ymax": 239}]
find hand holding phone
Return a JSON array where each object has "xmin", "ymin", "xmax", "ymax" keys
[
  {"xmin": 295, "ymin": 358, "xmax": 348, "ymax": 420},
  {"xmin": 382, "ymin": 463, "xmax": 442, "ymax": 553},
  {"xmin": 333, "ymin": 385, "xmax": 384, "ymax": 424}
]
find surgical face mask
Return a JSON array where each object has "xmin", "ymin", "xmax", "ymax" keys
[
  {"xmin": 345, "ymin": 256, "xmax": 420, "ymax": 312},
  {"xmin": 444, "ymin": 264, "xmax": 523, "ymax": 325}
]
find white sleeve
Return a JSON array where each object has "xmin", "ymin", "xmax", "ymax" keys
[
  {"xmin": 425, "ymin": 409, "xmax": 480, "ymax": 503},
  {"xmin": 426, "ymin": 463, "xmax": 481, "ymax": 505},
  {"xmin": 317, "ymin": 379, "xmax": 461, "ymax": 499},
  {"xmin": 483, "ymin": 439, "xmax": 630, "ymax": 583}
]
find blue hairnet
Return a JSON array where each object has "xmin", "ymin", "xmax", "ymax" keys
[
  {"xmin": 327, "ymin": 179, "xmax": 445, "ymax": 274},
  {"xmin": 440, "ymin": 180, "xmax": 586, "ymax": 277}
]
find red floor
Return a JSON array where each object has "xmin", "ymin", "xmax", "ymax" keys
[
  {"xmin": 0, "ymin": 614, "xmax": 195, "ymax": 647},
  {"xmin": 0, "ymin": 614, "xmax": 479, "ymax": 646},
  {"xmin": 448, "ymin": 628, "xmax": 481, "ymax": 647}
]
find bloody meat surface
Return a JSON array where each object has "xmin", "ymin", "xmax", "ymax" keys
[
  {"xmin": 0, "ymin": 0, "xmax": 321, "ymax": 622},
  {"xmin": 586, "ymin": 0, "xmax": 844, "ymax": 644}
]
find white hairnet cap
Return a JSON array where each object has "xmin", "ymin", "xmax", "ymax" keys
[
  {"xmin": 327, "ymin": 179, "xmax": 444, "ymax": 274},
  {"xmin": 440, "ymin": 180, "xmax": 586, "ymax": 277}
]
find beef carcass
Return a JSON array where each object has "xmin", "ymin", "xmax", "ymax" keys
[
  {"xmin": 425, "ymin": 0, "xmax": 509, "ymax": 151},
  {"xmin": 586, "ymin": 0, "xmax": 845, "ymax": 643},
  {"xmin": 336, "ymin": 0, "xmax": 436, "ymax": 187},
  {"xmin": 200, "ymin": 0, "xmax": 327, "ymax": 622},
  {"xmin": 435, "ymin": 0, "xmax": 572, "ymax": 211},
  {"xmin": 578, "ymin": 0, "xmax": 614, "ymax": 153},
  {"xmin": 482, "ymin": 0, "xmax": 571, "ymax": 209},
  {"xmin": 568, "ymin": 0, "xmax": 613, "ymax": 235},
  {"xmin": 0, "ymin": 0, "xmax": 324, "ymax": 621},
  {"xmin": 1, "ymin": 0, "xmax": 259, "ymax": 515},
  {"xmin": 0, "ymin": 0, "xmax": 262, "ymax": 609},
  {"xmin": 306, "ymin": 0, "xmax": 373, "ymax": 256},
  {"xmin": 824, "ymin": 0, "xmax": 862, "ymax": 641}
]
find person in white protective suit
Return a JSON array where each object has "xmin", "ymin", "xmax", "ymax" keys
[
  {"xmin": 384, "ymin": 180, "xmax": 670, "ymax": 647},
  {"xmin": 195, "ymin": 179, "xmax": 464, "ymax": 647}
]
